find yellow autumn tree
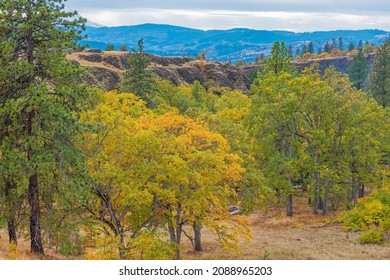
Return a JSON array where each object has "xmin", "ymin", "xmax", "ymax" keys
[{"xmin": 81, "ymin": 90, "xmax": 251, "ymax": 260}]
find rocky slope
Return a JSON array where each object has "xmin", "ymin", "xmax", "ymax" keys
[
  {"xmin": 293, "ymin": 53, "xmax": 376, "ymax": 73},
  {"xmin": 68, "ymin": 49, "xmax": 251, "ymax": 92},
  {"xmin": 67, "ymin": 50, "xmax": 375, "ymax": 93}
]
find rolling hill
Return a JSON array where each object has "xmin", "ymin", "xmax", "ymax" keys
[{"xmin": 80, "ymin": 23, "xmax": 389, "ymax": 62}]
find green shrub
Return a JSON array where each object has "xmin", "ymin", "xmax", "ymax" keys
[
  {"xmin": 359, "ymin": 228, "xmax": 384, "ymax": 244},
  {"xmin": 343, "ymin": 189, "xmax": 390, "ymax": 232}
]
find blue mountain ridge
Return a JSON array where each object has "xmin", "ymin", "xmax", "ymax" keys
[{"xmin": 80, "ymin": 23, "xmax": 390, "ymax": 62}]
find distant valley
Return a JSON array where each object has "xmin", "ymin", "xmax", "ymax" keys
[{"xmin": 81, "ymin": 23, "xmax": 389, "ymax": 62}]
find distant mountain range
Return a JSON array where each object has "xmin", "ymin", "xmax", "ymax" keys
[{"xmin": 80, "ymin": 23, "xmax": 390, "ymax": 62}]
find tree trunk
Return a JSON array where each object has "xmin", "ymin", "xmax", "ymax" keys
[
  {"xmin": 26, "ymin": 7, "xmax": 44, "ymax": 256},
  {"xmin": 352, "ymin": 185, "xmax": 358, "ymax": 205},
  {"xmin": 175, "ymin": 207, "xmax": 182, "ymax": 260},
  {"xmin": 98, "ymin": 187, "xmax": 125, "ymax": 259},
  {"xmin": 318, "ymin": 196, "xmax": 323, "ymax": 210},
  {"xmin": 168, "ymin": 223, "xmax": 182, "ymax": 260},
  {"xmin": 286, "ymin": 194, "xmax": 293, "ymax": 217},
  {"xmin": 28, "ymin": 173, "xmax": 44, "ymax": 255},
  {"xmin": 8, "ymin": 219, "xmax": 17, "ymax": 244},
  {"xmin": 349, "ymin": 159, "xmax": 358, "ymax": 205},
  {"xmin": 5, "ymin": 182, "xmax": 17, "ymax": 244},
  {"xmin": 168, "ymin": 224, "xmax": 176, "ymax": 244},
  {"xmin": 168, "ymin": 203, "xmax": 183, "ymax": 260},
  {"xmin": 28, "ymin": 109, "xmax": 44, "ymax": 255},
  {"xmin": 118, "ymin": 233, "xmax": 125, "ymax": 259},
  {"xmin": 358, "ymin": 183, "xmax": 365, "ymax": 198},
  {"xmin": 322, "ymin": 191, "xmax": 329, "ymax": 215},
  {"xmin": 313, "ymin": 172, "xmax": 320, "ymax": 214},
  {"xmin": 193, "ymin": 223, "xmax": 203, "ymax": 251}
]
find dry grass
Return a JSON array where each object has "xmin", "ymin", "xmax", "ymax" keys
[
  {"xmin": 66, "ymin": 52, "xmax": 124, "ymax": 73},
  {"xmin": 182, "ymin": 196, "xmax": 390, "ymax": 260},
  {"xmin": 1, "ymin": 196, "xmax": 389, "ymax": 260},
  {"xmin": 0, "ymin": 234, "xmax": 68, "ymax": 260}
]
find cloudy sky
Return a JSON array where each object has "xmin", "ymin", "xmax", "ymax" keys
[{"xmin": 65, "ymin": 0, "xmax": 390, "ymax": 32}]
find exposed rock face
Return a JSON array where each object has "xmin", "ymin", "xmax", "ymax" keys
[
  {"xmin": 67, "ymin": 50, "xmax": 251, "ymax": 92},
  {"xmin": 292, "ymin": 53, "xmax": 376, "ymax": 73},
  {"xmin": 67, "ymin": 50, "xmax": 376, "ymax": 92}
]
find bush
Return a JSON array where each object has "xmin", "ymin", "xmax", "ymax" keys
[
  {"xmin": 6, "ymin": 242, "xmax": 19, "ymax": 259},
  {"xmin": 344, "ymin": 189, "xmax": 390, "ymax": 231},
  {"xmin": 359, "ymin": 228, "xmax": 384, "ymax": 244}
]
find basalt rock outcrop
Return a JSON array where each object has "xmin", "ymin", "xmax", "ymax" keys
[
  {"xmin": 68, "ymin": 50, "xmax": 251, "ymax": 92},
  {"xmin": 67, "ymin": 50, "xmax": 376, "ymax": 93}
]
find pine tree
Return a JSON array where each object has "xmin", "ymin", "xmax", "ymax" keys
[
  {"xmin": 332, "ymin": 38, "xmax": 337, "ymax": 50},
  {"xmin": 368, "ymin": 40, "xmax": 390, "ymax": 107},
  {"xmin": 358, "ymin": 40, "xmax": 363, "ymax": 49},
  {"xmin": 0, "ymin": 0, "xmax": 90, "ymax": 255},
  {"xmin": 307, "ymin": 42, "xmax": 314, "ymax": 54},
  {"xmin": 105, "ymin": 44, "xmax": 115, "ymax": 51},
  {"xmin": 302, "ymin": 44, "xmax": 308, "ymax": 55},
  {"xmin": 119, "ymin": 44, "xmax": 128, "ymax": 52},
  {"xmin": 295, "ymin": 47, "xmax": 301, "ymax": 57},
  {"xmin": 264, "ymin": 41, "xmax": 294, "ymax": 75},
  {"xmin": 288, "ymin": 46, "xmax": 293, "ymax": 57},
  {"xmin": 348, "ymin": 42, "xmax": 355, "ymax": 51},
  {"xmin": 338, "ymin": 37, "xmax": 344, "ymax": 51},
  {"xmin": 347, "ymin": 49, "xmax": 369, "ymax": 90},
  {"xmin": 324, "ymin": 42, "xmax": 331, "ymax": 53},
  {"xmin": 120, "ymin": 39, "xmax": 157, "ymax": 107}
]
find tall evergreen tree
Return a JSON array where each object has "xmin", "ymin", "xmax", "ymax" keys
[
  {"xmin": 302, "ymin": 44, "xmax": 308, "ymax": 55},
  {"xmin": 338, "ymin": 37, "xmax": 344, "ymax": 51},
  {"xmin": 0, "ymin": 0, "xmax": 90, "ymax": 255},
  {"xmin": 324, "ymin": 42, "xmax": 331, "ymax": 53},
  {"xmin": 347, "ymin": 49, "xmax": 369, "ymax": 90},
  {"xmin": 332, "ymin": 38, "xmax": 337, "ymax": 50},
  {"xmin": 263, "ymin": 41, "xmax": 294, "ymax": 75},
  {"xmin": 264, "ymin": 41, "xmax": 293, "ymax": 75},
  {"xmin": 105, "ymin": 44, "xmax": 115, "ymax": 51},
  {"xmin": 288, "ymin": 45, "xmax": 293, "ymax": 57},
  {"xmin": 348, "ymin": 42, "xmax": 355, "ymax": 51},
  {"xmin": 368, "ymin": 40, "xmax": 390, "ymax": 107},
  {"xmin": 358, "ymin": 40, "xmax": 364, "ymax": 49},
  {"xmin": 307, "ymin": 42, "xmax": 314, "ymax": 54},
  {"xmin": 295, "ymin": 47, "xmax": 301, "ymax": 57},
  {"xmin": 120, "ymin": 39, "xmax": 157, "ymax": 107}
]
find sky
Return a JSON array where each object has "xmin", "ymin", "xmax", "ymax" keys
[{"xmin": 65, "ymin": 0, "xmax": 390, "ymax": 32}]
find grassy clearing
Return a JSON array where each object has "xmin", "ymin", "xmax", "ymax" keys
[
  {"xmin": 182, "ymin": 196, "xmax": 390, "ymax": 260},
  {"xmin": 1, "ymin": 196, "xmax": 389, "ymax": 260}
]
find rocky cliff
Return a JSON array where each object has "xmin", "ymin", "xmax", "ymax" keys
[
  {"xmin": 292, "ymin": 53, "xmax": 376, "ymax": 73},
  {"xmin": 68, "ymin": 50, "xmax": 251, "ymax": 92},
  {"xmin": 67, "ymin": 50, "xmax": 375, "ymax": 93}
]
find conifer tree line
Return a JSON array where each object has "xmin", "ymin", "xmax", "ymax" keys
[
  {"xmin": 0, "ymin": 0, "xmax": 389, "ymax": 259},
  {"xmin": 293, "ymin": 37, "xmax": 379, "ymax": 58}
]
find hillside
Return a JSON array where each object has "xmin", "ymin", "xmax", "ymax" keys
[
  {"xmin": 68, "ymin": 49, "xmax": 251, "ymax": 92},
  {"xmin": 68, "ymin": 50, "xmax": 375, "ymax": 92},
  {"xmin": 80, "ymin": 24, "xmax": 389, "ymax": 62}
]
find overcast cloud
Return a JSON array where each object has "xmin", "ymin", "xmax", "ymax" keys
[{"xmin": 66, "ymin": 0, "xmax": 390, "ymax": 31}]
